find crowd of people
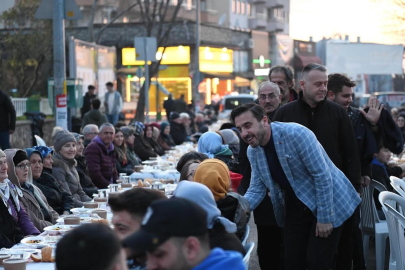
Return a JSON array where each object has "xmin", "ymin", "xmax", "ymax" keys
[{"xmin": 0, "ymin": 63, "xmax": 405, "ymax": 270}]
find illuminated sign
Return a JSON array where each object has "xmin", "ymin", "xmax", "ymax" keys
[
  {"xmin": 252, "ymin": 55, "xmax": 271, "ymax": 68},
  {"xmin": 122, "ymin": 46, "xmax": 190, "ymax": 66},
  {"xmin": 254, "ymin": 68, "xmax": 270, "ymax": 76},
  {"xmin": 199, "ymin": 47, "xmax": 233, "ymax": 73}
]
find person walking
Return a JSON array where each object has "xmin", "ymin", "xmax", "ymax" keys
[
  {"xmin": 104, "ymin": 82, "xmax": 123, "ymax": 125},
  {"xmin": 81, "ymin": 85, "xmax": 97, "ymax": 117},
  {"xmin": 163, "ymin": 94, "xmax": 174, "ymax": 120}
]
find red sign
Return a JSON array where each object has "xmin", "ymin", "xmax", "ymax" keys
[{"xmin": 56, "ymin": 94, "xmax": 67, "ymax": 108}]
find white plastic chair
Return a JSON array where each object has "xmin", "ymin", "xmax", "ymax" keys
[
  {"xmin": 241, "ymin": 224, "xmax": 250, "ymax": 246},
  {"xmin": 34, "ymin": 135, "xmax": 47, "ymax": 146},
  {"xmin": 243, "ymin": 242, "xmax": 255, "ymax": 270},
  {"xmin": 390, "ymin": 177, "xmax": 405, "ymax": 198},
  {"xmin": 361, "ymin": 180, "xmax": 389, "ymax": 270},
  {"xmin": 379, "ymin": 191, "xmax": 405, "ymax": 270}
]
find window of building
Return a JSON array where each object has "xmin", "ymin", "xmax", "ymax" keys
[
  {"xmin": 241, "ymin": 1, "xmax": 245, "ymax": 15},
  {"xmin": 237, "ymin": 0, "xmax": 241, "ymax": 14},
  {"xmin": 232, "ymin": 0, "xmax": 236, "ymax": 13},
  {"xmin": 247, "ymin": 3, "xmax": 251, "ymax": 16},
  {"xmin": 271, "ymin": 8, "xmax": 285, "ymax": 20},
  {"xmin": 172, "ymin": 0, "xmax": 178, "ymax": 5}
]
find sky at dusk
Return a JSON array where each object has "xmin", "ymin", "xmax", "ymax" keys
[{"xmin": 289, "ymin": 0, "xmax": 402, "ymax": 45}]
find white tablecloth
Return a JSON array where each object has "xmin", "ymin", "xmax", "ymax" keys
[
  {"xmin": 130, "ymin": 171, "xmax": 179, "ymax": 181},
  {"xmin": 0, "ymin": 262, "xmax": 54, "ymax": 270}
]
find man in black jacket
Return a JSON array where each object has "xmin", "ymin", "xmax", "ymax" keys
[
  {"xmin": 0, "ymin": 89, "xmax": 16, "ymax": 150},
  {"xmin": 81, "ymin": 85, "xmax": 97, "ymax": 117},
  {"xmin": 238, "ymin": 81, "xmax": 283, "ymax": 270},
  {"xmin": 163, "ymin": 94, "xmax": 174, "ymax": 120},
  {"xmin": 273, "ymin": 63, "xmax": 361, "ymax": 269},
  {"xmin": 169, "ymin": 112, "xmax": 188, "ymax": 145}
]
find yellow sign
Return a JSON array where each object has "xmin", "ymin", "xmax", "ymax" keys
[
  {"xmin": 199, "ymin": 47, "xmax": 233, "ymax": 73},
  {"xmin": 122, "ymin": 46, "xmax": 190, "ymax": 66}
]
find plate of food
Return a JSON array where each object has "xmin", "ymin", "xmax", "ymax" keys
[
  {"xmin": 21, "ymin": 236, "xmax": 45, "ymax": 246},
  {"xmin": 56, "ymin": 216, "xmax": 92, "ymax": 224},
  {"xmin": 70, "ymin": 208, "xmax": 93, "ymax": 215},
  {"xmin": 43, "ymin": 225, "xmax": 78, "ymax": 233}
]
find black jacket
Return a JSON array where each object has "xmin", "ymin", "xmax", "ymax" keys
[
  {"xmin": 209, "ymin": 222, "xmax": 246, "ymax": 256},
  {"xmin": 372, "ymin": 163, "xmax": 402, "ymax": 210},
  {"xmin": 0, "ymin": 198, "xmax": 25, "ymax": 248},
  {"xmin": 163, "ymin": 98, "xmax": 174, "ymax": 116},
  {"xmin": 273, "ymin": 92, "xmax": 362, "ymax": 191},
  {"xmin": 81, "ymin": 92, "xmax": 96, "ymax": 117},
  {"xmin": 75, "ymin": 155, "xmax": 99, "ymax": 197},
  {"xmin": 348, "ymin": 107, "xmax": 378, "ymax": 178},
  {"xmin": 33, "ymin": 167, "xmax": 74, "ymax": 215},
  {"xmin": 146, "ymin": 137, "xmax": 165, "ymax": 156},
  {"xmin": 0, "ymin": 90, "xmax": 16, "ymax": 132},
  {"xmin": 133, "ymin": 136, "xmax": 158, "ymax": 161},
  {"xmin": 170, "ymin": 121, "xmax": 187, "ymax": 145}
]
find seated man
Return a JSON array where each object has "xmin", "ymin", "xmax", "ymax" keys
[
  {"xmin": 123, "ymin": 198, "xmax": 245, "ymax": 270},
  {"xmin": 56, "ymin": 223, "xmax": 128, "ymax": 270},
  {"xmin": 82, "ymin": 124, "xmax": 99, "ymax": 148}
]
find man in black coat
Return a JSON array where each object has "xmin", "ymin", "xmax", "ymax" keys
[
  {"xmin": 169, "ymin": 112, "xmax": 187, "ymax": 145},
  {"xmin": 273, "ymin": 63, "xmax": 361, "ymax": 269},
  {"xmin": 238, "ymin": 81, "xmax": 283, "ymax": 270},
  {"xmin": 163, "ymin": 94, "xmax": 174, "ymax": 120},
  {"xmin": 0, "ymin": 89, "xmax": 16, "ymax": 150},
  {"xmin": 81, "ymin": 85, "xmax": 97, "ymax": 117}
]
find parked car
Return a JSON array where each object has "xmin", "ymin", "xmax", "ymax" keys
[{"xmin": 218, "ymin": 93, "xmax": 257, "ymax": 120}]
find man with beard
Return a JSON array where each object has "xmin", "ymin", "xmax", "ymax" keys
[
  {"xmin": 238, "ymin": 81, "xmax": 283, "ymax": 269},
  {"xmin": 231, "ymin": 103, "xmax": 361, "ymax": 269},
  {"xmin": 273, "ymin": 63, "xmax": 362, "ymax": 268},
  {"xmin": 268, "ymin": 65, "xmax": 298, "ymax": 104}
]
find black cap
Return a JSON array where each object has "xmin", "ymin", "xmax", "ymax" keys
[
  {"xmin": 169, "ymin": 112, "xmax": 180, "ymax": 121},
  {"xmin": 123, "ymin": 198, "xmax": 207, "ymax": 252}
]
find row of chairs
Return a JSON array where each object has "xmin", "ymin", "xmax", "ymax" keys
[{"xmin": 361, "ymin": 177, "xmax": 405, "ymax": 270}]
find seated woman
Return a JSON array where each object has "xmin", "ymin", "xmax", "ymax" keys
[
  {"xmin": 174, "ymin": 181, "xmax": 245, "ymax": 255},
  {"xmin": 52, "ymin": 128, "xmax": 92, "ymax": 207},
  {"xmin": 113, "ymin": 128, "xmax": 134, "ymax": 175},
  {"xmin": 157, "ymin": 122, "xmax": 175, "ymax": 150},
  {"xmin": 144, "ymin": 125, "xmax": 165, "ymax": 156},
  {"xmin": 121, "ymin": 126, "xmax": 141, "ymax": 166},
  {"xmin": 194, "ymin": 159, "xmax": 250, "ymax": 240},
  {"xmin": 5, "ymin": 149, "xmax": 57, "ymax": 232},
  {"xmin": 132, "ymin": 122, "xmax": 158, "ymax": 161},
  {"xmin": 176, "ymin": 151, "xmax": 208, "ymax": 173},
  {"xmin": 198, "ymin": 131, "xmax": 239, "ymax": 173},
  {"xmin": 0, "ymin": 150, "xmax": 39, "ymax": 248},
  {"xmin": 73, "ymin": 133, "xmax": 98, "ymax": 197},
  {"xmin": 30, "ymin": 146, "xmax": 74, "ymax": 216},
  {"xmin": 219, "ymin": 129, "xmax": 240, "ymax": 161}
]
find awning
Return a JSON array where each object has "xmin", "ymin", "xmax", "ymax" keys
[
  {"xmin": 293, "ymin": 55, "xmax": 322, "ymax": 70},
  {"xmin": 201, "ymin": 72, "xmax": 235, "ymax": 80},
  {"xmin": 234, "ymin": 76, "xmax": 251, "ymax": 87}
]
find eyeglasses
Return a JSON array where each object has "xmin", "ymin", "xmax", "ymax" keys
[
  {"xmin": 259, "ymin": 94, "xmax": 278, "ymax": 101},
  {"xmin": 16, "ymin": 163, "xmax": 31, "ymax": 170}
]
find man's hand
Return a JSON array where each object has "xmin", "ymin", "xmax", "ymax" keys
[
  {"xmin": 361, "ymin": 176, "xmax": 371, "ymax": 187},
  {"xmin": 315, "ymin": 222, "xmax": 333, "ymax": 238},
  {"xmin": 359, "ymin": 96, "xmax": 383, "ymax": 126}
]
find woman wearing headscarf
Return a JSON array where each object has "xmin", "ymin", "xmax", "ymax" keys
[
  {"xmin": 113, "ymin": 128, "xmax": 134, "ymax": 175},
  {"xmin": 144, "ymin": 125, "xmax": 165, "ymax": 156},
  {"xmin": 157, "ymin": 122, "xmax": 175, "ymax": 150},
  {"xmin": 174, "ymin": 181, "xmax": 245, "ymax": 255},
  {"xmin": 52, "ymin": 128, "xmax": 92, "ymax": 207},
  {"xmin": 194, "ymin": 159, "xmax": 250, "ymax": 240},
  {"xmin": 219, "ymin": 129, "xmax": 240, "ymax": 161},
  {"xmin": 0, "ymin": 150, "xmax": 39, "ymax": 248},
  {"xmin": 132, "ymin": 122, "xmax": 158, "ymax": 161},
  {"xmin": 120, "ymin": 126, "xmax": 141, "ymax": 166},
  {"xmin": 5, "ymin": 149, "xmax": 57, "ymax": 232},
  {"xmin": 72, "ymin": 133, "xmax": 98, "ymax": 197},
  {"xmin": 30, "ymin": 146, "xmax": 73, "ymax": 216},
  {"xmin": 197, "ymin": 131, "xmax": 239, "ymax": 173}
]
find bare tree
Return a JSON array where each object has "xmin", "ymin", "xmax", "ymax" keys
[{"xmin": 134, "ymin": 0, "xmax": 184, "ymax": 122}]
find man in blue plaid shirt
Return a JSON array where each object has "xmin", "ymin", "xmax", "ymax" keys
[{"xmin": 231, "ymin": 103, "xmax": 361, "ymax": 270}]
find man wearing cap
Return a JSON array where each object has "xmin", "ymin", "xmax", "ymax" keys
[
  {"xmin": 123, "ymin": 198, "xmax": 245, "ymax": 270},
  {"xmin": 169, "ymin": 112, "xmax": 188, "ymax": 145},
  {"xmin": 84, "ymin": 123, "xmax": 118, "ymax": 188}
]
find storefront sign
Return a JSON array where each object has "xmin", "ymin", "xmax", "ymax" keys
[
  {"xmin": 122, "ymin": 46, "xmax": 190, "ymax": 66},
  {"xmin": 199, "ymin": 47, "xmax": 233, "ymax": 73},
  {"xmin": 254, "ymin": 68, "xmax": 270, "ymax": 76}
]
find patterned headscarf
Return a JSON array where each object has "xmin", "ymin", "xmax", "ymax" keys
[
  {"xmin": 33, "ymin": 146, "xmax": 53, "ymax": 160},
  {"xmin": 132, "ymin": 122, "xmax": 145, "ymax": 137}
]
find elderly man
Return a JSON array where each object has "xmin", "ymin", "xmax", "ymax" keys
[
  {"xmin": 258, "ymin": 81, "xmax": 282, "ymax": 120},
  {"xmin": 123, "ymin": 198, "xmax": 245, "ymax": 270},
  {"xmin": 84, "ymin": 123, "xmax": 118, "ymax": 188},
  {"xmin": 170, "ymin": 112, "xmax": 188, "ymax": 145},
  {"xmin": 268, "ymin": 65, "xmax": 298, "ymax": 104},
  {"xmin": 180, "ymin": 112, "xmax": 194, "ymax": 136},
  {"xmin": 82, "ymin": 124, "xmax": 99, "ymax": 148},
  {"xmin": 232, "ymin": 103, "xmax": 361, "ymax": 270}
]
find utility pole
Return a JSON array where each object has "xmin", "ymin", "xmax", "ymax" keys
[
  {"xmin": 53, "ymin": 0, "xmax": 68, "ymax": 129},
  {"xmin": 193, "ymin": 0, "xmax": 201, "ymax": 112}
]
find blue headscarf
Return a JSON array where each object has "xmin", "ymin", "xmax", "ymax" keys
[
  {"xmin": 173, "ymin": 181, "xmax": 237, "ymax": 233},
  {"xmin": 32, "ymin": 146, "xmax": 53, "ymax": 160},
  {"xmin": 25, "ymin": 148, "xmax": 43, "ymax": 161},
  {"xmin": 198, "ymin": 131, "xmax": 229, "ymax": 158}
]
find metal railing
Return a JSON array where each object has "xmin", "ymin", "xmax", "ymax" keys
[
  {"xmin": 40, "ymin": 99, "xmax": 53, "ymax": 115},
  {"xmin": 11, "ymin": 98, "xmax": 28, "ymax": 117}
]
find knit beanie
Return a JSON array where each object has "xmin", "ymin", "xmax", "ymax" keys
[
  {"xmin": 132, "ymin": 122, "xmax": 145, "ymax": 137},
  {"xmin": 170, "ymin": 112, "xmax": 180, "ymax": 121},
  {"xmin": 0, "ymin": 149, "xmax": 5, "ymax": 159},
  {"xmin": 194, "ymin": 159, "xmax": 230, "ymax": 201},
  {"xmin": 13, "ymin": 150, "xmax": 28, "ymax": 165},
  {"xmin": 53, "ymin": 129, "xmax": 76, "ymax": 153},
  {"xmin": 71, "ymin": 132, "xmax": 84, "ymax": 142},
  {"xmin": 120, "ymin": 126, "xmax": 134, "ymax": 139}
]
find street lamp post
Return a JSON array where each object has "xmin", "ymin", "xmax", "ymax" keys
[{"xmin": 193, "ymin": 0, "xmax": 201, "ymax": 112}]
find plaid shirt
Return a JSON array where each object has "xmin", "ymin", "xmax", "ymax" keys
[{"xmin": 244, "ymin": 122, "xmax": 361, "ymax": 227}]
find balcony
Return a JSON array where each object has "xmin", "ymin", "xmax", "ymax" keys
[
  {"xmin": 249, "ymin": 13, "xmax": 267, "ymax": 29},
  {"xmin": 267, "ymin": 18, "xmax": 285, "ymax": 33},
  {"xmin": 250, "ymin": 0, "xmax": 266, "ymax": 4},
  {"xmin": 266, "ymin": 0, "xmax": 284, "ymax": 8}
]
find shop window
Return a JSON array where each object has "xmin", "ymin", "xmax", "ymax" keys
[{"xmin": 232, "ymin": 0, "xmax": 236, "ymax": 13}]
